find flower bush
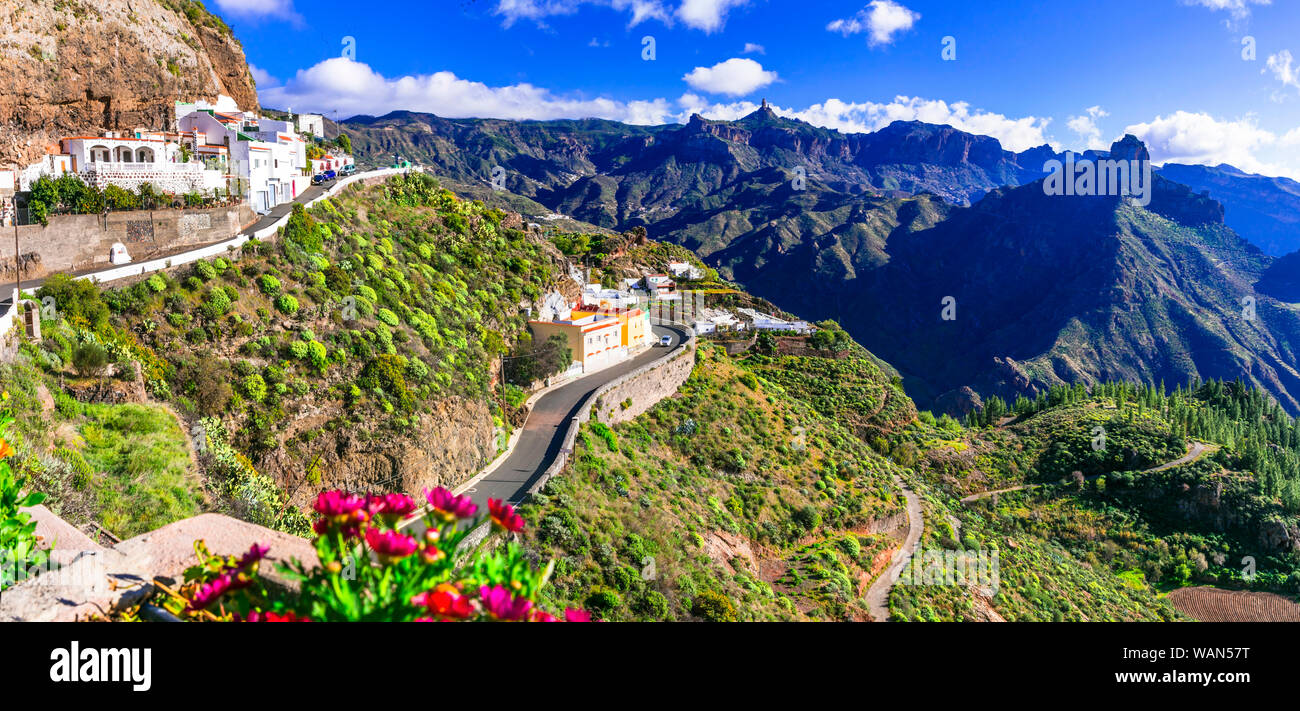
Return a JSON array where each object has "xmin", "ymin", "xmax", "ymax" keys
[{"xmin": 160, "ymin": 487, "xmax": 589, "ymax": 622}]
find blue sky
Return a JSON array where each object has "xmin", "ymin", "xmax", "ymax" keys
[{"xmin": 213, "ymin": 0, "xmax": 1300, "ymax": 176}]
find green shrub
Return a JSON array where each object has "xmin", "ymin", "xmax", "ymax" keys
[
  {"xmin": 259, "ymin": 275, "xmax": 282, "ymax": 296},
  {"xmin": 634, "ymin": 590, "xmax": 670, "ymax": 619},
  {"xmin": 242, "ymin": 373, "xmax": 268, "ymax": 403},
  {"xmin": 146, "ymin": 274, "xmax": 167, "ymax": 293},
  {"xmin": 275, "ymin": 295, "xmax": 299, "ymax": 315},
  {"xmin": 691, "ymin": 590, "xmax": 738, "ymax": 622},
  {"xmin": 72, "ymin": 342, "xmax": 109, "ymax": 378},
  {"xmin": 195, "ymin": 260, "xmax": 217, "ymax": 282}
]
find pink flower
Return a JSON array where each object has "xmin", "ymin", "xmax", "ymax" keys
[
  {"xmin": 366, "ymin": 493, "xmax": 418, "ymax": 521},
  {"xmin": 236, "ymin": 543, "xmax": 270, "ymax": 571},
  {"xmin": 365, "ymin": 528, "xmax": 418, "ymax": 563},
  {"xmin": 425, "ymin": 487, "xmax": 477, "ymax": 523},
  {"xmin": 530, "ymin": 610, "xmax": 559, "ymax": 622},
  {"xmin": 313, "ymin": 490, "xmax": 367, "ymax": 518},
  {"xmin": 313, "ymin": 491, "xmax": 370, "ymax": 537},
  {"xmin": 479, "ymin": 584, "xmax": 533, "ymax": 621},
  {"xmin": 187, "ymin": 571, "xmax": 250, "ymax": 612},
  {"xmin": 564, "ymin": 608, "xmax": 592, "ymax": 622},
  {"xmin": 488, "ymin": 498, "xmax": 524, "ymax": 534},
  {"xmin": 237, "ymin": 610, "xmax": 310, "ymax": 622}
]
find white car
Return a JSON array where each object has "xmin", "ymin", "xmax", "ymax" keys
[{"xmin": 658, "ymin": 335, "xmax": 673, "ymax": 347}]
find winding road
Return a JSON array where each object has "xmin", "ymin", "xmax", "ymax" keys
[
  {"xmin": 865, "ymin": 479, "xmax": 923, "ymax": 622},
  {"xmin": 960, "ymin": 441, "xmax": 1215, "ymax": 504},
  {"xmin": 401, "ymin": 325, "xmax": 688, "ymax": 538},
  {"xmin": 865, "ymin": 439, "xmax": 1216, "ymax": 620}
]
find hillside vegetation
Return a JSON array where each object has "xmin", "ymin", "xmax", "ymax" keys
[{"xmin": 521, "ymin": 344, "xmax": 910, "ymax": 621}]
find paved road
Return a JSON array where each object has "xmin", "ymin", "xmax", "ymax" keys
[
  {"xmin": 401, "ymin": 324, "xmax": 689, "ymax": 540},
  {"xmin": 239, "ymin": 184, "xmax": 325, "ymax": 236},
  {"xmin": 960, "ymin": 441, "xmax": 1215, "ymax": 504},
  {"xmin": 865, "ymin": 479, "xmax": 923, "ymax": 622}
]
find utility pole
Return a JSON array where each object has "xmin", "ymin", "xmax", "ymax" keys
[{"xmin": 13, "ymin": 216, "xmax": 19, "ymax": 300}]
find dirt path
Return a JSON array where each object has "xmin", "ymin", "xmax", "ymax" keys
[
  {"xmin": 960, "ymin": 441, "xmax": 1215, "ymax": 504},
  {"xmin": 865, "ymin": 478, "xmax": 923, "ymax": 622}
]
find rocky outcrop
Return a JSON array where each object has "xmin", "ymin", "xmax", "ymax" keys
[
  {"xmin": 0, "ymin": 0, "xmax": 259, "ymax": 168},
  {"xmin": 269, "ymin": 396, "xmax": 497, "ymax": 507}
]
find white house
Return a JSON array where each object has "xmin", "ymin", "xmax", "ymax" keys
[
  {"xmin": 178, "ymin": 109, "xmax": 310, "ymax": 213},
  {"xmin": 297, "ymin": 113, "xmax": 326, "ymax": 137},
  {"xmin": 693, "ymin": 308, "xmax": 744, "ymax": 335},
  {"xmin": 58, "ymin": 135, "xmax": 224, "ymax": 194},
  {"xmin": 667, "ymin": 261, "xmax": 704, "ymax": 280},
  {"xmin": 738, "ymin": 307, "xmax": 813, "ymax": 334},
  {"xmin": 581, "ymin": 283, "xmax": 641, "ymax": 310}
]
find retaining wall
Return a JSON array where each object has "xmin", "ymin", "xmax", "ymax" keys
[
  {"xmin": 525, "ymin": 325, "xmax": 697, "ymax": 498},
  {"xmin": 3, "ymin": 204, "xmax": 254, "ymax": 281}
]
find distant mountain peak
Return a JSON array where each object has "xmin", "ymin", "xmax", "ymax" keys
[{"xmin": 1107, "ymin": 134, "xmax": 1150, "ymax": 162}]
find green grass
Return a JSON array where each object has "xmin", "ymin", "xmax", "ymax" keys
[{"xmin": 77, "ymin": 403, "xmax": 202, "ymax": 538}]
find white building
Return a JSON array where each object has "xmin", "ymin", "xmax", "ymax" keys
[
  {"xmin": 310, "ymin": 152, "xmax": 354, "ymax": 175},
  {"xmin": 59, "ymin": 135, "xmax": 224, "ymax": 194},
  {"xmin": 581, "ymin": 283, "xmax": 641, "ymax": 310},
  {"xmin": 178, "ymin": 109, "xmax": 311, "ymax": 213},
  {"xmin": 738, "ymin": 307, "xmax": 813, "ymax": 334},
  {"xmin": 667, "ymin": 261, "xmax": 704, "ymax": 280},
  {"xmin": 693, "ymin": 308, "xmax": 745, "ymax": 335},
  {"xmin": 297, "ymin": 113, "xmax": 326, "ymax": 137}
]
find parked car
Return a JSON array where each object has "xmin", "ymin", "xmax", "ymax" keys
[
  {"xmin": 340, "ymin": 164, "xmax": 357, "ymax": 176},
  {"xmin": 658, "ymin": 335, "xmax": 673, "ymax": 347},
  {"xmin": 311, "ymin": 170, "xmax": 337, "ymax": 185}
]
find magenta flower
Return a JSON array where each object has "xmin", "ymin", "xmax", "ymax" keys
[
  {"xmin": 187, "ymin": 571, "xmax": 250, "ymax": 612},
  {"xmin": 313, "ymin": 490, "xmax": 367, "ymax": 517},
  {"xmin": 367, "ymin": 493, "xmax": 418, "ymax": 521},
  {"xmin": 365, "ymin": 528, "xmax": 418, "ymax": 563},
  {"xmin": 479, "ymin": 584, "xmax": 533, "ymax": 621},
  {"xmin": 236, "ymin": 543, "xmax": 270, "ymax": 571},
  {"xmin": 564, "ymin": 608, "xmax": 592, "ymax": 622},
  {"xmin": 425, "ymin": 487, "xmax": 477, "ymax": 523},
  {"xmin": 313, "ymin": 491, "xmax": 369, "ymax": 537},
  {"xmin": 488, "ymin": 498, "xmax": 525, "ymax": 534}
]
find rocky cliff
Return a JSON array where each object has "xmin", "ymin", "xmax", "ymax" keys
[{"xmin": 0, "ymin": 0, "xmax": 258, "ymax": 168}]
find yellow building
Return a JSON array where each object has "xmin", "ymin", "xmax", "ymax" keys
[
  {"xmin": 528, "ymin": 311, "xmax": 626, "ymax": 373},
  {"xmin": 572, "ymin": 307, "xmax": 651, "ymax": 351}
]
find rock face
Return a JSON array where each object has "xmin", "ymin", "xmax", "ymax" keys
[
  {"xmin": 267, "ymin": 396, "xmax": 497, "ymax": 508},
  {"xmin": 0, "ymin": 0, "xmax": 259, "ymax": 168}
]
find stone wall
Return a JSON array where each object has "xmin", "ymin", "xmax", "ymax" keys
[
  {"xmin": 2, "ymin": 203, "xmax": 254, "ymax": 281},
  {"xmin": 593, "ymin": 343, "xmax": 697, "ymax": 426}
]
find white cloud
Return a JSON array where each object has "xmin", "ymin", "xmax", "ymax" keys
[
  {"xmin": 1066, "ymin": 105, "xmax": 1109, "ymax": 150},
  {"xmin": 1265, "ymin": 50, "xmax": 1300, "ymax": 92},
  {"xmin": 248, "ymin": 64, "xmax": 279, "ymax": 88},
  {"xmin": 682, "ymin": 58, "xmax": 777, "ymax": 96},
  {"xmin": 1181, "ymin": 0, "xmax": 1271, "ymax": 23},
  {"xmin": 493, "ymin": 0, "xmax": 749, "ymax": 30},
  {"xmin": 827, "ymin": 1, "xmax": 920, "ymax": 46},
  {"xmin": 494, "ymin": 0, "xmax": 670, "ymax": 28},
  {"xmin": 677, "ymin": 93, "xmax": 762, "ymax": 120},
  {"xmin": 1124, "ymin": 110, "xmax": 1300, "ymax": 177},
  {"xmin": 212, "ymin": 0, "xmax": 299, "ymax": 21},
  {"xmin": 742, "ymin": 42, "xmax": 765, "ymax": 54},
  {"xmin": 677, "ymin": 0, "xmax": 748, "ymax": 33},
  {"xmin": 259, "ymin": 57, "xmax": 674, "ymax": 124}
]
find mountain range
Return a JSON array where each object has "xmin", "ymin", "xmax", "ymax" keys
[{"xmin": 341, "ymin": 108, "xmax": 1300, "ymax": 414}]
